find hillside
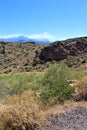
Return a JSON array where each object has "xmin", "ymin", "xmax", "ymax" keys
[
  {"xmin": 0, "ymin": 37, "xmax": 87, "ymax": 73},
  {"xmin": 0, "ymin": 41, "xmax": 43, "ymax": 73},
  {"xmin": 38, "ymin": 37, "xmax": 87, "ymax": 67}
]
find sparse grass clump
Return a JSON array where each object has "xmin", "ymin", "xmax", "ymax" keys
[
  {"xmin": 72, "ymin": 68, "xmax": 87, "ymax": 80},
  {"xmin": 74, "ymin": 77, "xmax": 87, "ymax": 101},
  {"xmin": 0, "ymin": 91, "xmax": 41, "ymax": 130}
]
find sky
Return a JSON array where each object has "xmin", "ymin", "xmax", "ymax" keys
[{"xmin": 0, "ymin": 0, "xmax": 87, "ymax": 41}]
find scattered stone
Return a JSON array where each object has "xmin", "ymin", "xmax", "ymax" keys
[{"xmin": 39, "ymin": 107, "xmax": 87, "ymax": 130}]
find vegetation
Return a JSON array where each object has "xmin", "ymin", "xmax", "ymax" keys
[
  {"xmin": 0, "ymin": 64, "xmax": 87, "ymax": 129},
  {"xmin": 0, "ymin": 72, "xmax": 42, "ymax": 98},
  {"xmin": 73, "ymin": 77, "xmax": 87, "ymax": 101},
  {"xmin": 34, "ymin": 57, "xmax": 41, "ymax": 64},
  {"xmin": 0, "ymin": 72, "xmax": 43, "ymax": 129},
  {"xmin": 40, "ymin": 64, "xmax": 74, "ymax": 104}
]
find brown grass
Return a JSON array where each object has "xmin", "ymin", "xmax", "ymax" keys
[
  {"xmin": 0, "ymin": 89, "xmax": 87, "ymax": 130},
  {"xmin": 0, "ymin": 91, "xmax": 43, "ymax": 129},
  {"xmin": 73, "ymin": 77, "xmax": 87, "ymax": 101}
]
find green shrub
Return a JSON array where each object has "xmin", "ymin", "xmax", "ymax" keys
[
  {"xmin": 3, "ymin": 68, "xmax": 12, "ymax": 74},
  {"xmin": 25, "ymin": 66, "xmax": 33, "ymax": 72},
  {"xmin": 0, "ymin": 80, "xmax": 12, "ymax": 98},
  {"xmin": 0, "ymin": 73, "xmax": 42, "ymax": 98},
  {"xmin": 34, "ymin": 57, "xmax": 41, "ymax": 64},
  {"xmin": 40, "ymin": 64, "xmax": 74, "ymax": 104}
]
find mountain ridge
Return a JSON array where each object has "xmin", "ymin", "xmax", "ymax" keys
[{"xmin": 0, "ymin": 36, "xmax": 50, "ymax": 44}]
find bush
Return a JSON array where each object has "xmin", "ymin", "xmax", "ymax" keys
[
  {"xmin": 34, "ymin": 57, "xmax": 41, "ymax": 64},
  {"xmin": 25, "ymin": 66, "xmax": 33, "ymax": 72},
  {"xmin": 3, "ymin": 68, "xmax": 12, "ymax": 74},
  {"xmin": 0, "ymin": 80, "xmax": 12, "ymax": 99},
  {"xmin": 0, "ymin": 73, "xmax": 42, "ymax": 98},
  {"xmin": 40, "ymin": 64, "xmax": 74, "ymax": 104}
]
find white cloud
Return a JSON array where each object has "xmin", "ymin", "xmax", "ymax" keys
[{"xmin": 28, "ymin": 32, "xmax": 56, "ymax": 42}]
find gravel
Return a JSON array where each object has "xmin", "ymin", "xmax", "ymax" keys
[{"xmin": 38, "ymin": 107, "xmax": 87, "ymax": 130}]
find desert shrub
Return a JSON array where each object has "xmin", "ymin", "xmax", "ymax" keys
[
  {"xmin": 3, "ymin": 68, "xmax": 12, "ymax": 74},
  {"xmin": 7, "ymin": 74, "xmax": 39, "ymax": 94},
  {"xmin": 25, "ymin": 66, "xmax": 33, "ymax": 72},
  {"xmin": 0, "ymin": 73, "xmax": 42, "ymax": 98},
  {"xmin": 0, "ymin": 80, "xmax": 12, "ymax": 99},
  {"xmin": 40, "ymin": 64, "xmax": 74, "ymax": 104},
  {"xmin": 34, "ymin": 57, "xmax": 41, "ymax": 64},
  {"xmin": 46, "ymin": 61, "xmax": 51, "ymax": 67}
]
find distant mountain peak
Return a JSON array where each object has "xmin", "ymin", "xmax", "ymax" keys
[{"xmin": 0, "ymin": 36, "xmax": 50, "ymax": 44}]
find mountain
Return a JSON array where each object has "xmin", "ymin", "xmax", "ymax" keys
[
  {"xmin": 0, "ymin": 36, "xmax": 33, "ymax": 43},
  {"xmin": 7, "ymin": 36, "xmax": 32, "ymax": 43},
  {"xmin": 38, "ymin": 37, "xmax": 87, "ymax": 67},
  {"xmin": 0, "ymin": 36, "xmax": 50, "ymax": 44}
]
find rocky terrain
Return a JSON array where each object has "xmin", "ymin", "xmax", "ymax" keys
[
  {"xmin": 0, "ymin": 37, "xmax": 87, "ymax": 73},
  {"xmin": 39, "ymin": 37, "xmax": 87, "ymax": 67},
  {"xmin": 39, "ymin": 37, "xmax": 87, "ymax": 61},
  {"xmin": 0, "ymin": 41, "xmax": 43, "ymax": 73}
]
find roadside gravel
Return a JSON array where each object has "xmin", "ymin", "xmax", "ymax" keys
[{"xmin": 39, "ymin": 107, "xmax": 87, "ymax": 130}]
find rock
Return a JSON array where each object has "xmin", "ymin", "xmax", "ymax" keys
[
  {"xmin": 39, "ymin": 37, "xmax": 87, "ymax": 62},
  {"xmin": 21, "ymin": 125, "xmax": 26, "ymax": 130}
]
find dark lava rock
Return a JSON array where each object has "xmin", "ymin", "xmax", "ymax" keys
[
  {"xmin": 39, "ymin": 37, "xmax": 87, "ymax": 62},
  {"xmin": 39, "ymin": 42, "xmax": 68, "ymax": 61}
]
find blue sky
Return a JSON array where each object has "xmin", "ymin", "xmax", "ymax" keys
[{"xmin": 0, "ymin": 0, "xmax": 87, "ymax": 41}]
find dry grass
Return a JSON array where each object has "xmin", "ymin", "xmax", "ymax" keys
[
  {"xmin": 0, "ymin": 89, "xmax": 87, "ymax": 130},
  {"xmin": 0, "ymin": 91, "xmax": 43, "ymax": 129},
  {"xmin": 73, "ymin": 77, "xmax": 87, "ymax": 101}
]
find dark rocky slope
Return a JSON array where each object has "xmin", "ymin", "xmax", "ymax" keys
[{"xmin": 39, "ymin": 37, "xmax": 87, "ymax": 62}]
